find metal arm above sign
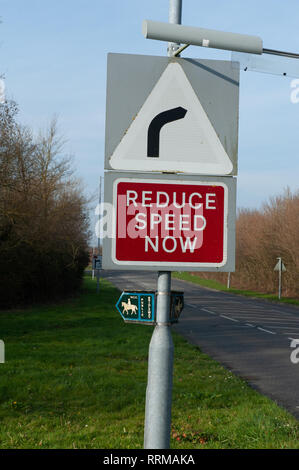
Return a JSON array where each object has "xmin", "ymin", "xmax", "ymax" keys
[
  {"xmin": 142, "ymin": 19, "xmax": 299, "ymax": 61},
  {"xmin": 142, "ymin": 20, "xmax": 263, "ymax": 55}
]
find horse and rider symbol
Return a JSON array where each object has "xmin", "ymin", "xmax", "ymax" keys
[{"xmin": 121, "ymin": 298, "xmax": 138, "ymax": 316}]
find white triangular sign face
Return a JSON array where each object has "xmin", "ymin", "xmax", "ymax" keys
[{"xmin": 109, "ymin": 62, "xmax": 233, "ymax": 175}]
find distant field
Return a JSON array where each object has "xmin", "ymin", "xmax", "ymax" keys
[{"xmin": 0, "ymin": 276, "xmax": 299, "ymax": 449}]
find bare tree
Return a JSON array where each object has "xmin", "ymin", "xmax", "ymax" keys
[{"xmin": 0, "ymin": 101, "xmax": 90, "ymax": 307}]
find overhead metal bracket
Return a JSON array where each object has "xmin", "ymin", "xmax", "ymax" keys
[{"xmin": 173, "ymin": 43, "xmax": 190, "ymax": 57}]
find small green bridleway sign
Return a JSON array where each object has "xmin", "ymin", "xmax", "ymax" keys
[
  {"xmin": 116, "ymin": 291, "xmax": 184, "ymax": 325},
  {"xmin": 116, "ymin": 291, "xmax": 156, "ymax": 325}
]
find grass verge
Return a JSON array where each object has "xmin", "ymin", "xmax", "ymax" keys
[
  {"xmin": 173, "ymin": 272, "xmax": 299, "ymax": 306},
  {"xmin": 0, "ymin": 276, "xmax": 298, "ymax": 449}
]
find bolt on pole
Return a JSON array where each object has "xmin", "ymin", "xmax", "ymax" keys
[{"xmin": 143, "ymin": 0, "xmax": 182, "ymax": 450}]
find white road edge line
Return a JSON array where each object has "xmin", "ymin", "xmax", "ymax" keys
[
  {"xmin": 220, "ymin": 315, "xmax": 239, "ymax": 322},
  {"xmin": 245, "ymin": 323, "xmax": 254, "ymax": 327},
  {"xmin": 257, "ymin": 327, "xmax": 276, "ymax": 335},
  {"xmin": 266, "ymin": 326, "xmax": 299, "ymax": 329},
  {"xmin": 201, "ymin": 308, "xmax": 217, "ymax": 315}
]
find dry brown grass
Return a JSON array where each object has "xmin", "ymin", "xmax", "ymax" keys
[{"xmin": 197, "ymin": 188, "xmax": 299, "ymax": 298}]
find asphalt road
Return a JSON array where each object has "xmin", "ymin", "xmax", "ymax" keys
[{"xmin": 101, "ymin": 270, "xmax": 299, "ymax": 420}]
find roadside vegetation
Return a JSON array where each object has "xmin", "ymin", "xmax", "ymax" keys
[
  {"xmin": 187, "ymin": 188, "xmax": 299, "ymax": 301},
  {"xmin": 173, "ymin": 272, "xmax": 299, "ymax": 306},
  {"xmin": 0, "ymin": 100, "xmax": 90, "ymax": 308},
  {"xmin": 0, "ymin": 276, "xmax": 299, "ymax": 449}
]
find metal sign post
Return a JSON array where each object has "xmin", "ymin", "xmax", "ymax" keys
[
  {"xmin": 278, "ymin": 258, "xmax": 282, "ymax": 300},
  {"xmin": 274, "ymin": 257, "xmax": 286, "ymax": 300},
  {"xmin": 96, "ymin": 177, "xmax": 103, "ymax": 294},
  {"xmin": 0, "ymin": 340, "xmax": 4, "ymax": 363},
  {"xmin": 144, "ymin": 271, "xmax": 173, "ymax": 449},
  {"xmin": 143, "ymin": 0, "xmax": 181, "ymax": 450},
  {"xmin": 227, "ymin": 272, "xmax": 231, "ymax": 289},
  {"xmin": 103, "ymin": 0, "xmax": 238, "ymax": 450}
]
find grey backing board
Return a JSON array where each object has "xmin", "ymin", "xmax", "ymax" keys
[{"xmin": 105, "ymin": 53, "xmax": 239, "ymax": 175}]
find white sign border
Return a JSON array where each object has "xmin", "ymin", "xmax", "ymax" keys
[
  {"xmin": 111, "ymin": 177, "xmax": 228, "ymax": 268},
  {"xmin": 109, "ymin": 62, "xmax": 233, "ymax": 175}
]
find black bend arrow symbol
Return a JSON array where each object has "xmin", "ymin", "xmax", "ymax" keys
[{"xmin": 147, "ymin": 106, "xmax": 187, "ymax": 158}]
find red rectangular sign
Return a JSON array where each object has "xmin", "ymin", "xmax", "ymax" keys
[{"xmin": 112, "ymin": 178, "xmax": 228, "ymax": 268}]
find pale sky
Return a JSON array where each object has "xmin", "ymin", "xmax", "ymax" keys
[{"xmin": 1, "ymin": 1, "xmax": 299, "ymax": 244}]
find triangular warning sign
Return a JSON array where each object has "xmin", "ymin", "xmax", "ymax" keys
[{"xmin": 109, "ymin": 62, "xmax": 233, "ymax": 175}]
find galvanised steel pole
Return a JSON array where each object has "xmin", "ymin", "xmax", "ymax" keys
[
  {"xmin": 144, "ymin": 272, "xmax": 173, "ymax": 448},
  {"xmin": 278, "ymin": 257, "xmax": 282, "ymax": 300},
  {"xmin": 168, "ymin": 0, "xmax": 182, "ymax": 56},
  {"xmin": 96, "ymin": 176, "xmax": 103, "ymax": 293},
  {"xmin": 144, "ymin": 0, "xmax": 182, "ymax": 450}
]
